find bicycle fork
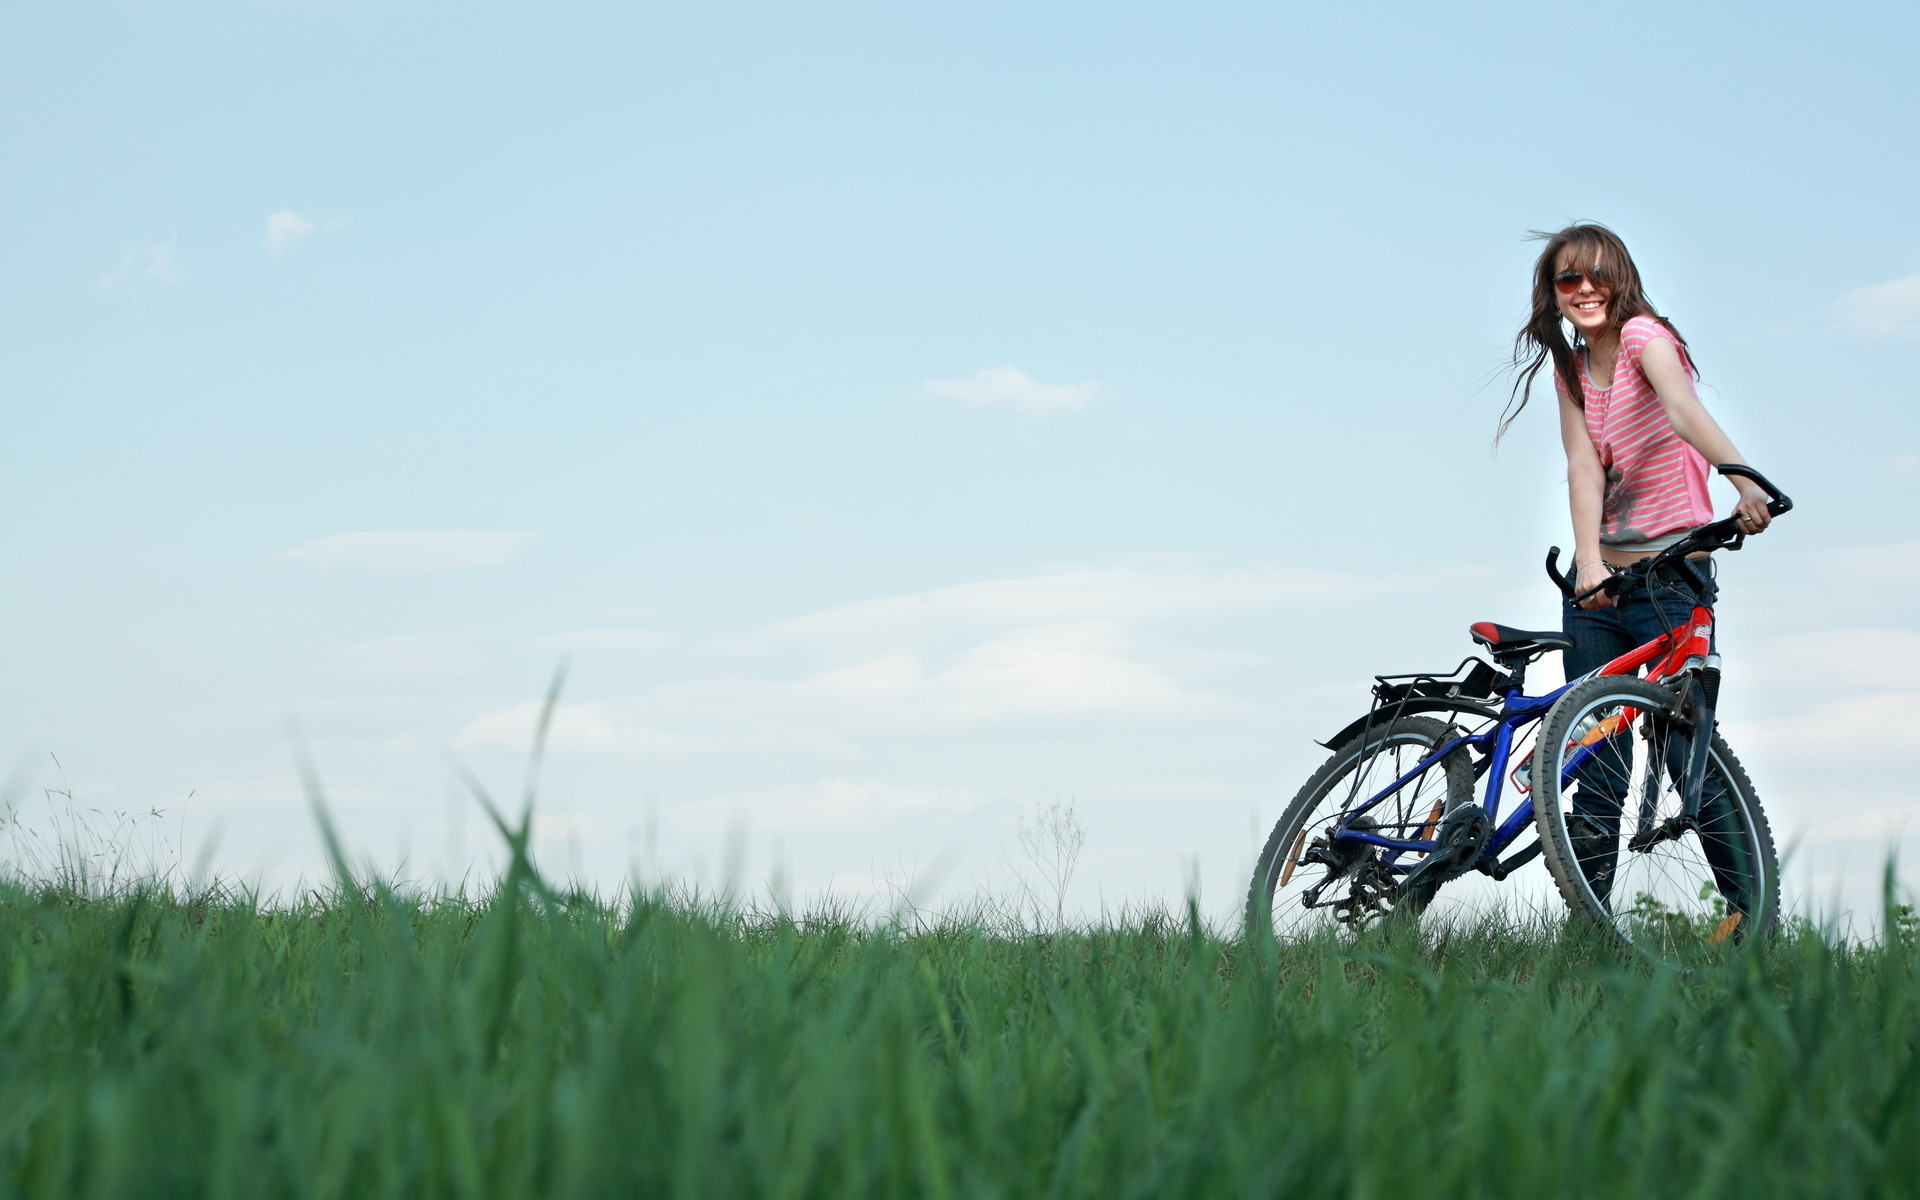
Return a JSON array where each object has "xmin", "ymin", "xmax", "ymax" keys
[{"xmin": 1628, "ymin": 656, "xmax": 1721, "ymax": 853}]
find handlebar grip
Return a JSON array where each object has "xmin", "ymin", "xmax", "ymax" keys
[
  {"xmin": 1545, "ymin": 546, "xmax": 1576, "ymax": 599},
  {"xmin": 1716, "ymin": 463, "xmax": 1794, "ymax": 516}
]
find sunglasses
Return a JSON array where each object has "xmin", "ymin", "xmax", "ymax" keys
[{"xmin": 1552, "ymin": 268, "xmax": 1609, "ymax": 294}]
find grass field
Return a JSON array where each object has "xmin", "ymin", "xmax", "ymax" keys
[{"xmin": 3, "ymin": 809, "xmax": 1918, "ymax": 1200}]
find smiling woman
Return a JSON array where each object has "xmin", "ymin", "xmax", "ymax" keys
[
  {"xmin": 1500, "ymin": 223, "xmax": 1780, "ymax": 902},
  {"xmin": 1505, "ymin": 224, "xmax": 1774, "ymax": 599}
]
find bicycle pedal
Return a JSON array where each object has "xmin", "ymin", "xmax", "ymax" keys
[{"xmin": 1627, "ymin": 813, "xmax": 1697, "ymax": 853}]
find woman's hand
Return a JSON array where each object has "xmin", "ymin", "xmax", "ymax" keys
[
  {"xmin": 1732, "ymin": 477, "xmax": 1773, "ymax": 535},
  {"xmin": 1574, "ymin": 560, "xmax": 1617, "ymax": 610}
]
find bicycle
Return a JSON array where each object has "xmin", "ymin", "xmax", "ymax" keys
[{"xmin": 1246, "ymin": 465, "xmax": 1793, "ymax": 962}]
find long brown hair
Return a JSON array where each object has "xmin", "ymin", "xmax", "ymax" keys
[{"xmin": 1499, "ymin": 223, "xmax": 1692, "ymax": 440}]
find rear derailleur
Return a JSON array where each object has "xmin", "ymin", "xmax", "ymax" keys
[{"xmin": 1298, "ymin": 816, "xmax": 1402, "ymax": 927}]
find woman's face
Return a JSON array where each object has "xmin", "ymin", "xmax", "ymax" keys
[{"xmin": 1552, "ymin": 247, "xmax": 1613, "ymax": 338}]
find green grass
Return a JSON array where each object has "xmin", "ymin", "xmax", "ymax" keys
[{"xmin": 2, "ymin": 837, "xmax": 1917, "ymax": 1197}]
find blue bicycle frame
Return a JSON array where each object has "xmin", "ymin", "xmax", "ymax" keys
[{"xmin": 1329, "ymin": 680, "xmax": 1595, "ymax": 874}]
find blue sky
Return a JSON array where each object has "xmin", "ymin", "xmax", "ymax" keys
[{"xmin": 4, "ymin": 0, "xmax": 1918, "ymax": 922}]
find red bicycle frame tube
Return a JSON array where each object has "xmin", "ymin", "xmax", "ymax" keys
[
  {"xmin": 1592, "ymin": 603, "xmax": 1715, "ymax": 684},
  {"xmin": 1556, "ymin": 604, "xmax": 1718, "ymax": 740}
]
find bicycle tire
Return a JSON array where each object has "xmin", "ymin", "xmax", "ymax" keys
[
  {"xmin": 1247, "ymin": 715, "xmax": 1476, "ymax": 940},
  {"xmin": 1531, "ymin": 674, "xmax": 1778, "ymax": 961}
]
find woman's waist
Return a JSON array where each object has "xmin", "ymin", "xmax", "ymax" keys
[{"xmin": 1598, "ymin": 546, "xmax": 1711, "ymax": 569}]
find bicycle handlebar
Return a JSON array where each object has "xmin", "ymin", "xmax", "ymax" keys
[
  {"xmin": 1714, "ymin": 463, "xmax": 1794, "ymax": 516},
  {"xmin": 1546, "ymin": 464, "xmax": 1793, "ymax": 603}
]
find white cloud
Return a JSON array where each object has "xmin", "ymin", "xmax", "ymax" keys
[
  {"xmin": 695, "ymin": 562, "xmax": 1478, "ymax": 734},
  {"xmin": 454, "ymin": 702, "xmax": 706, "ymax": 756},
  {"xmin": 694, "ymin": 563, "xmax": 1468, "ymax": 730},
  {"xmin": 741, "ymin": 622, "xmax": 1221, "ymax": 725},
  {"xmin": 939, "ymin": 623, "xmax": 1216, "ymax": 719},
  {"xmin": 1784, "ymin": 793, "xmax": 1920, "ymax": 845},
  {"xmin": 335, "ymin": 631, "xmax": 481, "ymax": 675},
  {"xmin": 767, "ymin": 563, "xmax": 1465, "ymax": 649},
  {"xmin": 1837, "ymin": 272, "xmax": 1920, "ymax": 337},
  {"xmin": 667, "ymin": 777, "xmax": 990, "ymax": 835},
  {"xmin": 533, "ymin": 632, "xmax": 1212, "ymax": 752},
  {"xmin": 527, "ymin": 629, "xmax": 674, "ymax": 657},
  {"xmin": 263, "ymin": 210, "xmax": 316, "ymax": 253},
  {"xmin": 1733, "ymin": 692, "xmax": 1920, "ymax": 761},
  {"xmin": 101, "ymin": 240, "xmax": 186, "ymax": 288},
  {"xmin": 920, "ymin": 366, "xmax": 1101, "ymax": 416},
  {"xmin": 277, "ymin": 530, "xmax": 533, "ymax": 571},
  {"xmin": 1825, "ymin": 542, "xmax": 1920, "ymax": 593},
  {"xmin": 1738, "ymin": 628, "xmax": 1920, "ymax": 691},
  {"xmin": 449, "ymin": 560, "xmax": 1485, "ymax": 764}
]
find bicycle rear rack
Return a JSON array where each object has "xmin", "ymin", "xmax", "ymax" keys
[
  {"xmin": 1317, "ymin": 658, "xmax": 1505, "ymax": 751},
  {"xmin": 1371, "ymin": 657, "xmax": 1500, "ymax": 707}
]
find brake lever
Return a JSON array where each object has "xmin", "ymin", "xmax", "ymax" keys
[
  {"xmin": 1550, "ymin": 548, "xmax": 1633, "ymax": 606},
  {"xmin": 1568, "ymin": 567, "xmax": 1630, "ymax": 607}
]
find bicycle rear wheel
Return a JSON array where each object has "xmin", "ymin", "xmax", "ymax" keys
[
  {"xmin": 1247, "ymin": 715, "xmax": 1475, "ymax": 940},
  {"xmin": 1531, "ymin": 675, "xmax": 1778, "ymax": 962}
]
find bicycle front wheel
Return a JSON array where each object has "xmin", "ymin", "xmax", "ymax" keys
[
  {"xmin": 1532, "ymin": 675, "xmax": 1778, "ymax": 961},
  {"xmin": 1248, "ymin": 715, "xmax": 1475, "ymax": 941}
]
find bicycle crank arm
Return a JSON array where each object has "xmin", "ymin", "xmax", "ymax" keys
[
  {"xmin": 1474, "ymin": 838, "xmax": 1543, "ymax": 881},
  {"xmin": 1397, "ymin": 806, "xmax": 1492, "ymax": 899}
]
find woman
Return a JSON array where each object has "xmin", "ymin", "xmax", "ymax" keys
[
  {"xmin": 1508, "ymin": 223, "xmax": 1772, "ymax": 896},
  {"xmin": 1509, "ymin": 222, "xmax": 1771, "ymax": 670}
]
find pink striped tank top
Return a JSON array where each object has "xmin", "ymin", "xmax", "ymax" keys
[{"xmin": 1578, "ymin": 315, "xmax": 1713, "ymax": 550}]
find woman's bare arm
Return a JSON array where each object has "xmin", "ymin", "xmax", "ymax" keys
[
  {"xmin": 1640, "ymin": 337, "xmax": 1773, "ymax": 532},
  {"xmin": 1559, "ymin": 384, "xmax": 1615, "ymax": 610}
]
